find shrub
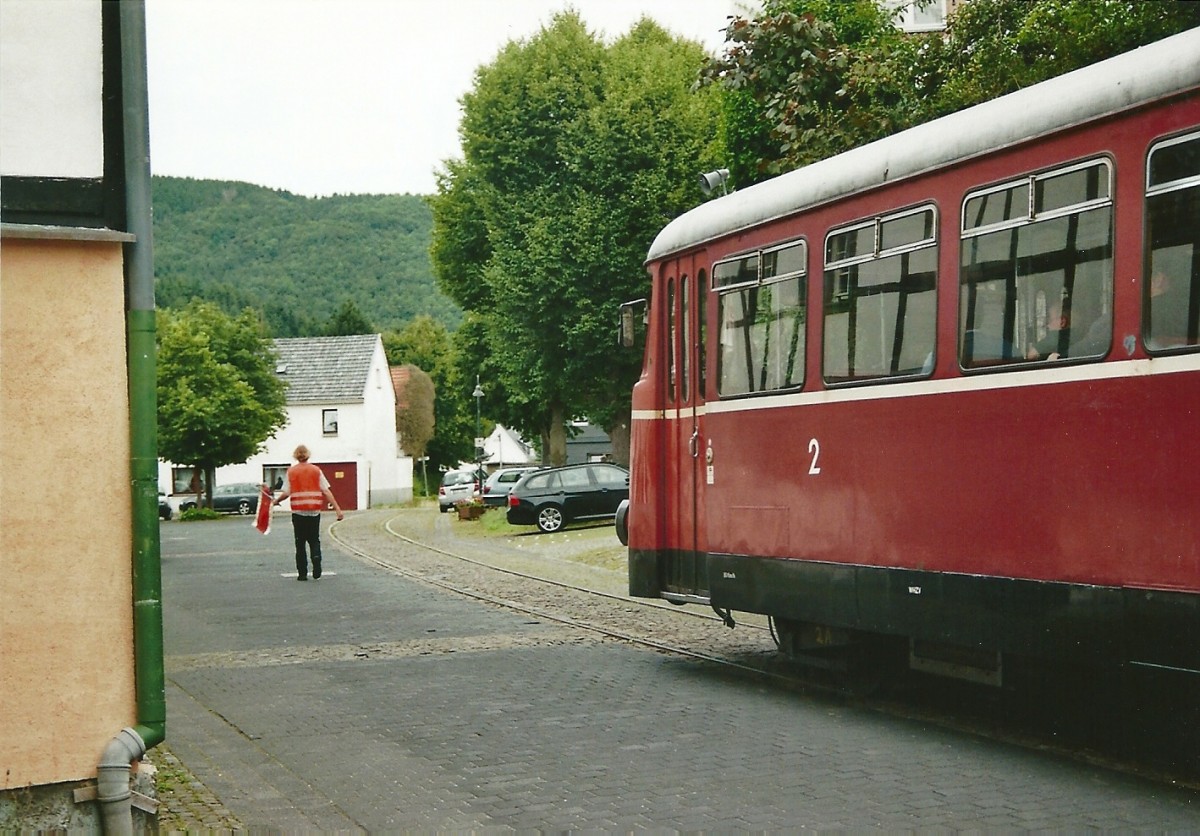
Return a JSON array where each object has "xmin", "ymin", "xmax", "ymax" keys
[{"xmin": 180, "ymin": 507, "xmax": 222, "ymax": 522}]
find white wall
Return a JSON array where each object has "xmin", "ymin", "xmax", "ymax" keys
[{"xmin": 0, "ymin": 0, "xmax": 104, "ymax": 178}]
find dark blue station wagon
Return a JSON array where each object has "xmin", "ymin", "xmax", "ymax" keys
[{"xmin": 506, "ymin": 463, "xmax": 630, "ymax": 533}]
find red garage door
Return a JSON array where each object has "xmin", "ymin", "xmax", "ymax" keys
[{"xmin": 317, "ymin": 462, "xmax": 357, "ymax": 511}]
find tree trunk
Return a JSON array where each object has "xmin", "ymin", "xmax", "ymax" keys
[
  {"xmin": 204, "ymin": 464, "xmax": 216, "ymax": 509},
  {"xmin": 547, "ymin": 401, "xmax": 567, "ymax": 466},
  {"xmin": 606, "ymin": 416, "xmax": 630, "ymax": 468}
]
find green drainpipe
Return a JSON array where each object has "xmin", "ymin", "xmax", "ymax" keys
[
  {"xmin": 128, "ymin": 309, "xmax": 164, "ymax": 748},
  {"xmin": 121, "ymin": 0, "xmax": 165, "ymax": 751}
]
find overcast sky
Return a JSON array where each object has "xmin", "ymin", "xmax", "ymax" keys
[{"xmin": 145, "ymin": 0, "xmax": 751, "ymax": 197}]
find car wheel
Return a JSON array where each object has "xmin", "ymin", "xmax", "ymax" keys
[
  {"xmin": 237, "ymin": 499, "xmax": 252, "ymax": 515},
  {"xmin": 439, "ymin": 504, "xmax": 449, "ymax": 513},
  {"xmin": 159, "ymin": 508, "xmax": 172, "ymax": 521},
  {"xmin": 180, "ymin": 502, "xmax": 196, "ymax": 512},
  {"xmin": 536, "ymin": 504, "xmax": 564, "ymax": 533}
]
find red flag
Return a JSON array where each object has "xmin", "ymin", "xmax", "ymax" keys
[{"xmin": 254, "ymin": 484, "xmax": 272, "ymax": 535}]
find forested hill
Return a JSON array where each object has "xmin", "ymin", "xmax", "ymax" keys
[{"xmin": 151, "ymin": 176, "xmax": 460, "ymax": 337}]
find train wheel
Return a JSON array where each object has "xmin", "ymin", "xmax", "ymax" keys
[
  {"xmin": 536, "ymin": 505, "xmax": 564, "ymax": 533},
  {"xmin": 770, "ymin": 617, "xmax": 895, "ymax": 696}
]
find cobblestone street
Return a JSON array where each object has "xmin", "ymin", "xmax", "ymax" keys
[{"xmin": 152, "ymin": 508, "xmax": 1200, "ymax": 830}]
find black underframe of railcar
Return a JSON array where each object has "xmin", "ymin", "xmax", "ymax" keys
[{"xmin": 629, "ymin": 548, "xmax": 1200, "ymax": 674}]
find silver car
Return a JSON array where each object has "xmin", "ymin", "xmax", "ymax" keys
[
  {"xmin": 481, "ymin": 466, "xmax": 541, "ymax": 507},
  {"xmin": 438, "ymin": 469, "xmax": 481, "ymax": 512}
]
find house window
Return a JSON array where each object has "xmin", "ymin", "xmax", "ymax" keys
[
  {"xmin": 322, "ymin": 409, "xmax": 338, "ymax": 435},
  {"xmin": 263, "ymin": 465, "xmax": 289, "ymax": 492},
  {"xmin": 171, "ymin": 467, "xmax": 205, "ymax": 495}
]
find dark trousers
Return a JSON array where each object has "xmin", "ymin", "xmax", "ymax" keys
[{"xmin": 292, "ymin": 513, "xmax": 322, "ymax": 578}]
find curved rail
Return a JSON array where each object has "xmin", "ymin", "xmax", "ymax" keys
[{"xmin": 328, "ymin": 515, "xmax": 790, "ymax": 688}]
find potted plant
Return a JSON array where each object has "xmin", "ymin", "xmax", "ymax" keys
[{"xmin": 454, "ymin": 497, "xmax": 486, "ymax": 521}]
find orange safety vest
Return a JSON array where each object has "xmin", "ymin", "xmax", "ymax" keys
[{"xmin": 287, "ymin": 462, "xmax": 326, "ymax": 512}]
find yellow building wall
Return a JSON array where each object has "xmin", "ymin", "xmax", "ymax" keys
[{"xmin": 0, "ymin": 237, "xmax": 136, "ymax": 788}]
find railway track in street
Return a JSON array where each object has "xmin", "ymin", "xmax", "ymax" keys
[{"xmin": 329, "ymin": 508, "xmax": 1200, "ymax": 793}]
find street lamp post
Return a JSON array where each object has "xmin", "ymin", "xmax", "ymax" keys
[{"xmin": 472, "ymin": 376, "xmax": 484, "ymax": 482}]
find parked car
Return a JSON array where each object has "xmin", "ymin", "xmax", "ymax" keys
[
  {"xmin": 506, "ymin": 463, "xmax": 629, "ymax": 533},
  {"xmin": 158, "ymin": 493, "xmax": 173, "ymax": 520},
  {"xmin": 438, "ymin": 469, "xmax": 482, "ymax": 513},
  {"xmin": 481, "ymin": 466, "xmax": 541, "ymax": 507},
  {"xmin": 210, "ymin": 482, "xmax": 262, "ymax": 515}
]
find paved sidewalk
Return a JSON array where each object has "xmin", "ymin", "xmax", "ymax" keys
[{"xmin": 154, "ymin": 511, "xmax": 1200, "ymax": 830}]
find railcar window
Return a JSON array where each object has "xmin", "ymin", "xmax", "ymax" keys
[
  {"xmin": 713, "ymin": 253, "xmax": 759, "ymax": 288},
  {"xmin": 667, "ymin": 278, "xmax": 677, "ymax": 403},
  {"xmin": 681, "ymin": 275, "xmax": 690, "ymax": 402},
  {"xmin": 960, "ymin": 159, "xmax": 1113, "ymax": 368},
  {"xmin": 823, "ymin": 206, "xmax": 937, "ymax": 383},
  {"xmin": 698, "ymin": 269, "xmax": 708, "ymax": 398},
  {"xmin": 1145, "ymin": 131, "xmax": 1200, "ymax": 352},
  {"xmin": 716, "ymin": 241, "xmax": 806, "ymax": 396}
]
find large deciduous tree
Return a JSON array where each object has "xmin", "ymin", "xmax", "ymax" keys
[
  {"xmin": 704, "ymin": 0, "xmax": 1200, "ymax": 186},
  {"xmin": 157, "ymin": 301, "xmax": 287, "ymax": 507},
  {"xmin": 431, "ymin": 13, "xmax": 723, "ymax": 464}
]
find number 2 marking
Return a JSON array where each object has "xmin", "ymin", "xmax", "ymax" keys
[{"xmin": 808, "ymin": 438, "xmax": 822, "ymax": 475}]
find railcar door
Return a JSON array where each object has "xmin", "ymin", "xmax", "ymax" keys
[{"xmin": 662, "ymin": 259, "xmax": 708, "ymax": 601}]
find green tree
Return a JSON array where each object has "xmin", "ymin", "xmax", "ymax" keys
[
  {"xmin": 157, "ymin": 301, "xmax": 287, "ymax": 507},
  {"xmin": 323, "ymin": 299, "xmax": 375, "ymax": 335},
  {"xmin": 704, "ymin": 0, "xmax": 1200, "ymax": 183},
  {"xmin": 700, "ymin": 0, "xmax": 898, "ymax": 185},
  {"xmin": 931, "ymin": 0, "xmax": 1200, "ymax": 115},
  {"xmin": 383, "ymin": 315, "xmax": 474, "ymax": 472},
  {"xmin": 394, "ymin": 364, "xmax": 435, "ymax": 459},
  {"xmin": 431, "ymin": 13, "xmax": 723, "ymax": 464}
]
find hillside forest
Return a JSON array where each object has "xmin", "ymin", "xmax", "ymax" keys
[{"xmin": 152, "ymin": 175, "xmax": 458, "ymax": 338}]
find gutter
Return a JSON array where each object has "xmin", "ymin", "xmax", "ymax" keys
[{"xmin": 97, "ymin": 2, "xmax": 165, "ymax": 831}]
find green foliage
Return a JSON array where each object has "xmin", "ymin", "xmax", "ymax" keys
[
  {"xmin": 323, "ymin": 299, "xmax": 376, "ymax": 335},
  {"xmin": 394, "ymin": 364, "xmax": 435, "ymax": 459},
  {"xmin": 157, "ymin": 301, "xmax": 287, "ymax": 504},
  {"xmin": 179, "ymin": 507, "xmax": 222, "ymax": 522},
  {"xmin": 383, "ymin": 315, "xmax": 474, "ymax": 470},
  {"xmin": 431, "ymin": 12, "xmax": 724, "ymax": 461},
  {"xmin": 701, "ymin": 0, "xmax": 895, "ymax": 184},
  {"xmin": 705, "ymin": 0, "xmax": 1200, "ymax": 183},
  {"xmin": 152, "ymin": 176, "xmax": 460, "ymax": 336}
]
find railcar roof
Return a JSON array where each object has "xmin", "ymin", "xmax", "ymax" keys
[{"xmin": 647, "ymin": 27, "xmax": 1200, "ymax": 264}]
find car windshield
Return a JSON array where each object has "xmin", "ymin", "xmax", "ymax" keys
[{"xmin": 444, "ymin": 472, "xmax": 474, "ymax": 486}]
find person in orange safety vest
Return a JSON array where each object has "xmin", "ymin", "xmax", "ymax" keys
[{"xmin": 272, "ymin": 444, "xmax": 344, "ymax": 580}]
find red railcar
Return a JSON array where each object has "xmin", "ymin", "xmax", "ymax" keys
[{"xmin": 622, "ymin": 29, "xmax": 1200, "ymax": 684}]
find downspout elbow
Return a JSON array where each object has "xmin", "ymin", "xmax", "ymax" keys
[{"xmin": 97, "ymin": 727, "xmax": 147, "ymax": 835}]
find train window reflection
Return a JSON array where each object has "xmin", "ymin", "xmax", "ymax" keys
[
  {"xmin": 717, "ymin": 243, "xmax": 806, "ymax": 397},
  {"xmin": 823, "ymin": 206, "xmax": 937, "ymax": 383},
  {"xmin": 1145, "ymin": 131, "xmax": 1200, "ymax": 352},
  {"xmin": 960, "ymin": 159, "xmax": 1113, "ymax": 368}
]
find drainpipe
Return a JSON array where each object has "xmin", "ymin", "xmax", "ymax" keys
[{"xmin": 99, "ymin": 1, "xmax": 165, "ymax": 831}]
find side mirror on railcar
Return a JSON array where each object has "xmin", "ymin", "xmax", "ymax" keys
[{"xmin": 618, "ymin": 298, "xmax": 647, "ymax": 349}]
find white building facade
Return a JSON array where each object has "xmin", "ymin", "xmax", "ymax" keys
[{"xmin": 161, "ymin": 334, "xmax": 413, "ymax": 510}]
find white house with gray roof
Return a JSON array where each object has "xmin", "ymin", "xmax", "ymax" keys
[{"xmin": 160, "ymin": 333, "xmax": 412, "ymax": 510}]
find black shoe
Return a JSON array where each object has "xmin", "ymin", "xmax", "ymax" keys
[{"xmin": 297, "ymin": 576, "xmax": 308, "ymax": 581}]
